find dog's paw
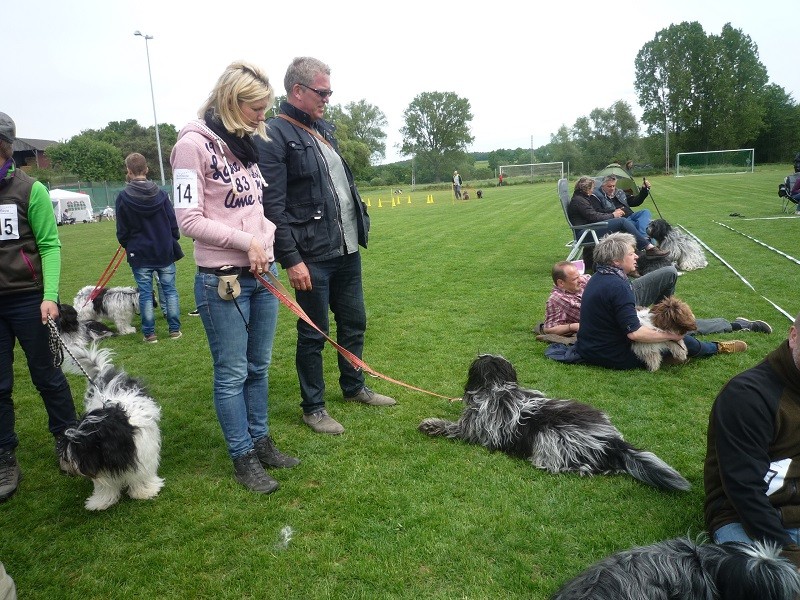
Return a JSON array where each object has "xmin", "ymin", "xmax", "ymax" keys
[
  {"xmin": 85, "ymin": 493, "xmax": 121, "ymax": 511},
  {"xmin": 418, "ymin": 418, "xmax": 447, "ymax": 436}
]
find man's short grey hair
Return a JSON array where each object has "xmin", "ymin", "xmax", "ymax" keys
[
  {"xmin": 284, "ymin": 57, "xmax": 330, "ymax": 93},
  {"xmin": 601, "ymin": 175, "xmax": 618, "ymax": 184},
  {"xmin": 593, "ymin": 232, "xmax": 636, "ymax": 266}
]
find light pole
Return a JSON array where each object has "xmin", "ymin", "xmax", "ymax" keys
[{"xmin": 134, "ymin": 30, "xmax": 165, "ymax": 186}]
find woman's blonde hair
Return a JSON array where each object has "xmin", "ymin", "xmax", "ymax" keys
[
  {"xmin": 199, "ymin": 60, "xmax": 274, "ymax": 138},
  {"xmin": 573, "ymin": 176, "xmax": 595, "ymax": 195}
]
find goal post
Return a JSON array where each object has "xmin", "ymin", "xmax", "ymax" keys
[
  {"xmin": 499, "ymin": 162, "xmax": 564, "ymax": 183},
  {"xmin": 675, "ymin": 149, "xmax": 754, "ymax": 177}
]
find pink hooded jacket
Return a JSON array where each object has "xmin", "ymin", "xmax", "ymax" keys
[{"xmin": 170, "ymin": 120, "xmax": 276, "ymax": 269}]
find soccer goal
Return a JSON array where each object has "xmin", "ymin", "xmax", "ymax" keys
[
  {"xmin": 675, "ymin": 149, "xmax": 754, "ymax": 177},
  {"xmin": 499, "ymin": 162, "xmax": 564, "ymax": 183}
]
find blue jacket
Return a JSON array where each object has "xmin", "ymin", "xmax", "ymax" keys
[
  {"xmin": 257, "ymin": 102, "xmax": 369, "ymax": 269},
  {"xmin": 115, "ymin": 179, "xmax": 183, "ymax": 268}
]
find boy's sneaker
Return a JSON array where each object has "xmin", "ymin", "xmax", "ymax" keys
[
  {"xmin": 734, "ymin": 317, "xmax": 772, "ymax": 334},
  {"xmin": 0, "ymin": 448, "xmax": 21, "ymax": 502},
  {"xmin": 143, "ymin": 334, "xmax": 158, "ymax": 344},
  {"xmin": 169, "ymin": 331, "xmax": 183, "ymax": 340}
]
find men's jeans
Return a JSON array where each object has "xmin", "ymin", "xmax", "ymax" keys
[
  {"xmin": 195, "ymin": 265, "xmax": 278, "ymax": 459},
  {"xmin": 294, "ymin": 252, "xmax": 366, "ymax": 414},
  {"xmin": 632, "ymin": 265, "xmax": 678, "ymax": 306},
  {"xmin": 594, "ymin": 218, "xmax": 651, "ymax": 250},
  {"xmin": 0, "ymin": 291, "xmax": 76, "ymax": 449},
  {"xmin": 627, "ymin": 208, "xmax": 652, "ymax": 238},
  {"xmin": 714, "ymin": 522, "xmax": 800, "ymax": 546},
  {"xmin": 132, "ymin": 264, "xmax": 181, "ymax": 336}
]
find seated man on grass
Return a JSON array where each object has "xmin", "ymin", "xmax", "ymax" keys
[
  {"xmin": 539, "ymin": 260, "xmax": 772, "ymax": 343},
  {"xmin": 570, "ymin": 233, "xmax": 748, "ymax": 370}
]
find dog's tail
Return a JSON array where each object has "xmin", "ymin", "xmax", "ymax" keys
[
  {"xmin": 613, "ymin": 439, "xmax": 691, "ymax": 491},
  {"xmin": 65, "ymin": 343, "xmax": 115, "ymax": 381}
]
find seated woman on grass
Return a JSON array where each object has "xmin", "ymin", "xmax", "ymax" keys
[{"xmin": 573, "ymin": 232, "xmax": 747, "ymax": 370}]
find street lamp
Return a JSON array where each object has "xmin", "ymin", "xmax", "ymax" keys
[{"xmin": 134, "ymin": 30, "xmax": 165, "ymax": 186}]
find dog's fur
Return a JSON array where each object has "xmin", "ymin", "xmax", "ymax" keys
[
  {"xmin": 58, "ymin": 303, "xmax": 116, "ymax": 375},
  {"xmin": 551, "ymin": 537, "xmax": 800, "ymax": 600},
  {"xmin": 419, "ymin": 354, "xmax": 690, "ymax": 491},
  {"xmin": 73, "ymin": 285, "xmax": 141, "ymax": 335},
  {"xmin": 632, "ymin": 296, "xmax": 697, "ymax": 371},
  {"xmin": 476, "ymin": 189, "xmax": 483, "ymax": 199},
  {"xmin": 647, "ymin": 219, "xmax": 708, "ymax": 271},
  {"xmin": 59, "ymin": 344, "xmax": 164, "ymax": 510},
  {"xmin": 462, "ymin": 191, "xmax": 470, "ymax": 200}
]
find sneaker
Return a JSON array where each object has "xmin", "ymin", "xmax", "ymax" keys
[
  {"xmin": 344, "ymin": 386, "xmax": 397, "ymax": 407},
  {"xmin": 716, "ymin": 340, "xmax": 748, "ymax": 354},
  {"xmin": 232, "ymin": 449, "xmax": 279, "ymax": 494},
  {"xmin": 188, "ymin": 309, "xmax": 199, "ymax": 316},
  {"xmin": 644, "ymin": 246, "xmax": 670, "ymax": 258},
  {"xmin": 733, "ymin": 317, "xmax": 772, "ymax": 334},
  {"xmin": 169, "ymin": 331, "xmax": 183, "ymax": 340},
  {"xmin": 254, "ymin": 436, "xmax": 300, "ymax": 469},
  {"xmin": 302, "ymin": 409, "xmax": 344, "ymax": 435},
  {"xmin": 0, "ymin": 448, "xmax": 21, "ymax": 502},
  {"xmin": 143, "ymin": 334, "xmax": 158, "ymax": 344}
]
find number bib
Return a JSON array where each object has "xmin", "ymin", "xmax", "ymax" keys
[
  {"xmin": 173, "ymin": 169, "xmax": 199, "ymax": 209},
  {"xmin": 0, "ymin": 205, "xmax": 20, "ymax": 240}
]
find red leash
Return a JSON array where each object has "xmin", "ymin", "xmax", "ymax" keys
[
  {"xmin": 255, "ymin": 270, "xmax": 458, "ymax": 401},
  {"xmin": 82, "ymin": 245, "xmax": 126, "ymax": 307}
]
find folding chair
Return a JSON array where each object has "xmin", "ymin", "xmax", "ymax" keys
[
  {"xmin": 558, "ymin": 178, "xmax": 608, "ymax": 263},
  {"xmin": 778, "ymin": 173, "xmax": 800, "ymax": 213}
]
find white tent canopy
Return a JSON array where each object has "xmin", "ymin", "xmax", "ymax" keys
[{"xmin": 49, "ymin": 189, "xmax": 94, "ymax": 223}]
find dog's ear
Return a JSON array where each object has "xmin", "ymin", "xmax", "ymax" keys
[{"xmin": 465, "ymin": 354, "xmax": 517, "ymax": 392}]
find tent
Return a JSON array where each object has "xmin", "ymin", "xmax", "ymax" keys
[
  {"xmin": 49, "ymin": 189, "xmax": 94, "ymax": 224},
  {"xmin": 595, "ymin": 163, "xmax": 639, "ymax": 196}
]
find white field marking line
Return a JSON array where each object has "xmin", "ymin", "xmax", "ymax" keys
[
  {"xmin": 713, "ymin": 221, "xmax": 800, "ymax": 266},
  {"xmin": 676, "ymin": 224, "xmax": 795, "ymax": 322}
]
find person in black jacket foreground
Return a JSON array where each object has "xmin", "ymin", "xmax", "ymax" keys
[{"xmin": 705, "ymin": 311, "xmax": 800, "ymax": 567}]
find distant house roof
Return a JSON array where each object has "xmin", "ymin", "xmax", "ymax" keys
[{"xmin": 13, "ymin": 138, "xmax": 58, "ymax": 152}]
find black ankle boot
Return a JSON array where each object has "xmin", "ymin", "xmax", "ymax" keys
[
  {"xmin": 233, "ymin": 450, "xmax": 279, "ymax": 494},
  {"xmin": 255, "ymin": 436, "xmax": 300, "ymax": 469}
]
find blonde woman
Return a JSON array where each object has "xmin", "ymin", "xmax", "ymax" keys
[{"xmin": 170, "ymin": 61, "xmax": 298, "ymax": 494}]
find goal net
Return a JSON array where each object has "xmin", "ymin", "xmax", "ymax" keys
[
  {"xmin": 499, "ymin": 162, "xmax": 564, "ymax": 183},
  {"xmin": 675, "ymin": 149, "xmax": 754, "ymax": 177}
]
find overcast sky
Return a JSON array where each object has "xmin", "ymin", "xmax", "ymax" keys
[{"xmin": 7, "ymin": 0, "xmax": 797, "ymax": 165}]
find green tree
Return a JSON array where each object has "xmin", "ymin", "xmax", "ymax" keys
[
  {"xmin": 46, "ymin": 137, "xmax": 124, "ymax": 182},
  {"xmin": 400, "ymin": 91, "xmax": 474, "ymax": 182},
  {"xmin": 324, "ymin": 105, "xmax": 372, "ymax": 180},
  {"xmin": 751, "ymin": 85, "xmax": 800, "ymax": 163},
  {"xmin": 337, "ymin": 99, "xmax": 387, "ymax": 163},
  {"xmin": 635, "ymin": 22, "xmax": 768, "ymax": 153}
]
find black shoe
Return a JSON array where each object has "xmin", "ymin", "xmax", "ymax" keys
[
  {"xmin": 254, "ymin": 436, "xmax": 300, "ymax": 469},
  {"xmin": 233, "ymin": 450, "xmax": 279, "ymax": 494},
  {"xmin": 0, "ymin": 448, "xmax": 21, "ymax": 502}
]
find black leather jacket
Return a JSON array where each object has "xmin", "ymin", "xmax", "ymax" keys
[{"xmin": 257, "ymin": 102, "xmax": 369, "ymax": 269}]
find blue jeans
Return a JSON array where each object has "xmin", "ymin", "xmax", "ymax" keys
[
  {"xmin": 295, "ymin": 252, "xmax": 366, "ymax": 413},
  {"xmin": 714, "ymin": 522, "xmax": 800, "ymax": 546},
  {"xmin": 132, "ymin": 264, "xmax": 181, "ymax": 336},
  {"xmin": 594, "ymin": 217, "xmax": 652, "ymax": 250},
  {"xmin": 0, "ymin": 291, "xmax": 77, "ymax": 450},
  {"xmin": 627, "ymin": 209, "xmax": 651, "ymax": 238},
  {"xmin": 195, "ymin": 265, "xmax": 278, "ymax": 459}
]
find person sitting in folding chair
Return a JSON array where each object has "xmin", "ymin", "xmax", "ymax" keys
[
  {"xmin": 789, "ymin": 176, "xmax": 800, "ymax": 215},
  {"xmin": 567, "ymin": 176, "xmax": 667, "ymax": 260},
  {"xmin": 594, "ymin": 174, "xmax": 652, "ymax": 237}
]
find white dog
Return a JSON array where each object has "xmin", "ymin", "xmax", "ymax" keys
[
  {"xmin": 646, "ymin": 219, "xmax": 708, "ymax": 271},
  {"xmin": 73, "ymin": 286, "xmax": 141, "ymax": 335},
  {"xmin": 59, "ymin": 345, "xmax": 164, "ymax": 510}
]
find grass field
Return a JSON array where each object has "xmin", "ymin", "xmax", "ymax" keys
[{"xmin": 2, "ymin": 165, "xmax": 798, "ymax": 599}]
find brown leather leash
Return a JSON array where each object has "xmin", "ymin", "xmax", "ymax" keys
[
  {"xmin": 82, "ymin": 245, "xmax": 126, "ymax": 307},
  {"xmin": 255, "ymin": 270, "xmax": 458, "ymax": 401}
]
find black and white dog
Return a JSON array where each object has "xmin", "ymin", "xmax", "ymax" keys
[
  {"xmin": 59, "ymin": 345, "xmax": 164, "ymax": 510},
  {"xmin": 551, "ymin": 537, "xmax": 800, "ymax": 600},
  {"xmin": 419, "ymin": 354, "xmax": 690, "ymax": 491},
  {"xmin": 73, "ymin": 286, "xmax": 141, "ymax": 335},
  {"xmin": 647, "ymin": 219, "xmax": 708, "ymax": 271},
  {"xmin": 58, "ymin": 303, "xmax": 116, "ymax": 375}
]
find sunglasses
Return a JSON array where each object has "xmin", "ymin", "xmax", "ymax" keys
[{"xmin": 298, "ymin": 83, "xmax": 333, "ymax": 99}]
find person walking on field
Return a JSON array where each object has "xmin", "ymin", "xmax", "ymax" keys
[
  {"xmin": 257, "ymin": 56, "xmax": 396, "ymax": 436},
  {"xmin": 115, "ymin": 152, "xmax": 183, "ymax": 343},
  {"xmin": 452, "ymin": 170, "xmax": 463, "ymax": 199}
]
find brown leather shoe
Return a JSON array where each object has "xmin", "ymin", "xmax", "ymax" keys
[{"xmin": 716, "ymin": 340, "xmax": 748, "ymax": 353}]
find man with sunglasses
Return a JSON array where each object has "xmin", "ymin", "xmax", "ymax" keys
[{"xmin": 258, "ymin": 57, "xmax": 395, "ymax": 436}]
